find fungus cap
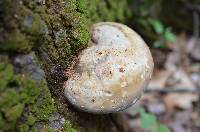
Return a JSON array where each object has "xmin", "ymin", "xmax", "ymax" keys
[{"xmin": 64, "ymin": 22, "xmax": 154, "ymax": 113}]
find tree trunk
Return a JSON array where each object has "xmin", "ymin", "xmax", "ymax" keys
[{"xmin": 0, "ymin": 0, "xmax": 119, "ymax": 131}]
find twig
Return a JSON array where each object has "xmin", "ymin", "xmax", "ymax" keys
[
  {"xmin": 185, "ymin": 3, "xmax": 200, "ymax": 13},
  {"xmin": 145, "ymin": 87, "xmax": 200, "ymax": 93}
]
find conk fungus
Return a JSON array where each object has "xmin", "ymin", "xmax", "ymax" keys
[{"xmin": 64, "ymin": 22, "xmax": 154, "ymax": 113}]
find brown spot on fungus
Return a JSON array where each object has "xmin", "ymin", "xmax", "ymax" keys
[{"xmin": 119, "ymin": 67, "xmax": 125, "ymax": 72}]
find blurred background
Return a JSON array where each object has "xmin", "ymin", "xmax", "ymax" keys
[
  {"xmin": 102, "ymin": 0, "xmax": 200, "ymax": 132},
  {"xmin": 0, "ymin": 0, "xmax": 200, "ymax": 132}
]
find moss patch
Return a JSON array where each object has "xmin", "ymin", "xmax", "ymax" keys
[
  {"xmin": 63, "ymin": 120, "xmax": 79, "ymax": 132},
  {"xmin": 0, "ymin": 58, "xmax": 55, "ymax": 131},
  {"xmin": 86, "ymin": 0, "xmax": 131, "ymax": 24},
  {"xmin": 0, "ymin": 0, "xmax": 89, "ymax": 69},
  {"xmin": 0, "ymin": 0, "xmax": 47, "ymax": 53}
]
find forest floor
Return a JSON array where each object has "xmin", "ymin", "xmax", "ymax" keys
[{"xmin": 114, "ymin": 34, "xmax": 200, "ymax": 132}]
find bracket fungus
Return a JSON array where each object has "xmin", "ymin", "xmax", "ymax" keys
[{"xmin": 64, "ymin": 22, "xmax": 154, "ymax": 113}]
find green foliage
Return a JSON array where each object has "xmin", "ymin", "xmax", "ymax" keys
[
  {"xmin": 63, "ymin": 120, "xmax": 79, "ymax": 132},
  {"xmin": 164, "ymin": 28, "xmax": 176, "ymax": 42},
  {"xmin": 139, "ymin": 108, "xmax": 157, "ymax": 129},
  {"xmin": 194, "ymin": 63, "xmax": 200, "ymax": 69},
  {"xmin": 150, "ymin": 20, "xmax": 164, "ymax": 34},
  {"xmin": 150, "ymin": 19, "xmax": 176, "ymax": 48},
  {"xmin": 137, "ymin": 108, "xmax": 169, "ymax": 132},
  {"xmin": 0, "ymin": 60, "xmax": 55, "ymax": 131},
  {"xmin": 153, "ymin": 41, "xmax": 165, "ymax": 49}
]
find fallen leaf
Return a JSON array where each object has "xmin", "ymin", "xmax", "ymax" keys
[
  {"xmin": 164, "ymin": 93, "xmax": 198, "ymax": 111},
  {"xmin": 148, "ymin": 69, "xmax": 172, "ymax": 89},
  {"xmin": 166, "ymin": 68, "xmax": 196, "ymax": 89}
]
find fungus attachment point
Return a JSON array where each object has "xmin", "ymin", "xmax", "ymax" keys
[{"xmin": 64, "ymin": 22, "xmax": 154, "ymax": 113}]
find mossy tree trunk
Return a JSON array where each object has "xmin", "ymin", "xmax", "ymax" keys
[{"xmin": 0, "ymin": 0, "xmax": 119, "ymax": 131}]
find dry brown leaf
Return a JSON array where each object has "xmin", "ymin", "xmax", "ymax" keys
[
  {"xmin": 148, "ymin": 69, "xmax": 172, "ymax": 89},
  {"xmin": 164, "ymin": 93, "xmax": 198, "ymax": 111},
  {"xmin": 166, "ymin": 68, "xmax": 196, "ymax": 89}
]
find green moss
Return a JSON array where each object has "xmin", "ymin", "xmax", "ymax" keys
[
  {"xmin": 63, "ymin": 120, "xmax": 79, "ymax": 132},
  {"xmin": 0, "ymin": 59, "xmax": 55, "ymax": 131},
  {"xmin": 19, "ymin": 0, "xmax": 88, "ymax": 72},
  {"xmin": 0, "ymin": 113, "xmax": 3, "ymax": 128},
  {"xmin": 27, "ymin": 115, "xmax": 36, "ymax": 126},
  {"xmin": 19, "ymin": 124, "xmax": 29, "ymax": 132},
  {"xmin": 86, "ymin": 0, "xmax": 131, "ymax": 24},
  {"xmin": 0, "ymin": 0, "xmax": 89, "ymax": 63},
  {"xmin": 0, "ymin": 0, "xmax": 47, "ymax": 53},
  {"xmin": 76, "ymin": 0, "xmax": 87, "ymax": 14},
  {"xmin": 0, "ymin": 30, "xmax": 30, "ymax": 52},
  {"xmin": 32, "ymin": 81, "xmax": 56, "ymax": 121},
  {"xmin": 6, "ymin": 104, "xmax": 24, "ymax": 122}
]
